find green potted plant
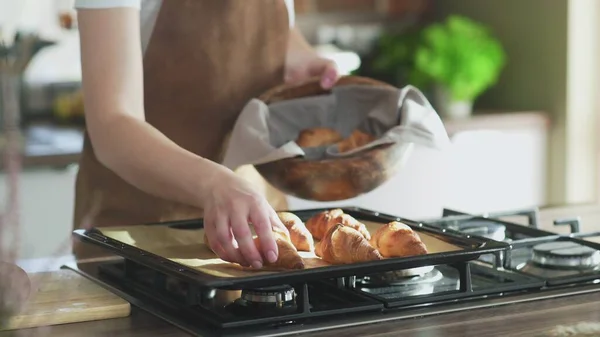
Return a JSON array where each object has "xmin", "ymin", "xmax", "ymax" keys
[
  {"xmin": 414, "ymin": 15, "xmax": 506, "ymax": 118},
  {"xmin": 370, "ymin": 15, "xmax": 506, "ymax": 119},
  {"xmin": 369, "ymin": 28, "xmax": 432, "ymax": 90}
]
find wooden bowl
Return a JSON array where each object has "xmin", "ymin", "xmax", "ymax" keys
[{"xmin": 254, "ymin": 75, "xmax": 413, "ymax": 201}]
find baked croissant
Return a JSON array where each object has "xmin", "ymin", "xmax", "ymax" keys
[
  {"xmin": 315, "ymin": 223, "xmax": 382, "ymax": 264},
  {"xmin": 254, "ymin": 229, "xmax": 305, "ymax": 270},
  {"xmin": 203, "ymin": 228, "xmax": 305, "ymax": 270},
  {"xmin": 370, "ymin": 221, "xmax": 428, "ymax": 258},
  {"xmin": 337, "ymin": 130, "xmax": 376, "ymax": 153},
  {"xmin": 296, "ymin": 127, "xmax": 343, "ymax": 148},
  {"xmin": 305, "ymin": 209, "xmax": 371, "ymax": 240},
  {"xmin": 305, "ymin": 209, "xmax": 343, "ymax": 240},
  {"xmin": 277, "ymin": 211, "xmax": 314, "ymax": 252}
]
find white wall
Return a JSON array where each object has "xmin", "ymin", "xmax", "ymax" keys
[{"xmin": 565, "ymin": 0, "xmax": 600, "ymax": 204}]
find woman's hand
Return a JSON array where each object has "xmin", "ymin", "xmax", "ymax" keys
[
  {"xmin": 202, "ymin": 169, "xmax": 289, "ymax": 268},
  {"xmin": 285, "ymin": 56, "xmax": 339, "ymax": 89},
  {"xmin": 285, "ymin": 28, "xmax": 340, "ymax": 89}
]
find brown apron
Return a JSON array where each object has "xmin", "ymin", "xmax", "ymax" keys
[{"xmin": 73, "ymin": 0, "xmax": 290, "ymax": 260}]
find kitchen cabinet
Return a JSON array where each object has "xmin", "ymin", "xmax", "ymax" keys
[
  {"xmin": 442, "ymin": 112, "xmax": 549, "ymax": 214},
  {"xmin": 0, "ymin": 166, "xmax": 77, "ymax": 260},
  {"xmin": 286, "ymin": 112, "xmax": 550, "ymax": 219}
]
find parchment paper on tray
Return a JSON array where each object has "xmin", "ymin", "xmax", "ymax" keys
[
  {"xmin": 96, "ymin": 220, "xmax": 462, "ymax": 279},
  {"xmin": 222, "ymin": 84, "xmax": 450, "ymax": 170}
]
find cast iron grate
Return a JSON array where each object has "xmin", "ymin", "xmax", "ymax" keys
[
  {"xmin": 98, "ymin": 259, "xmax": 384, "ymax": 330},
  {"xmin": 349, "ymin": 261, "xmax": 544, "ymax": 308},
  {"xmin": 429, "ymin": 209, "xmax": 600, "ymax": 286},
  {"xmin": 98, "ymin": 255, "xmax": 546, "ymax": 324}
]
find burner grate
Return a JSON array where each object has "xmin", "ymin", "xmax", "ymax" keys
[
  {"xmin": 507, "ymin": 236, "xmax": 600, "ymax": 285},
  {"xmin": 351, "ymin": 262, "xmax": 543, "ymax": 308},
  {"xmin": 425, "ymin": 211, "xmax": 558, "ymax": 269},
  {"xmin": 531, "ymin": 241, "xmax": 600, "ymax": 269},
  {"xmin": 98, "ymin": 259, "xmax": 384, "ymax": 330},
  {"xmin": 433, "ymin": 209, "xmax": 600, "ymax": 287}
]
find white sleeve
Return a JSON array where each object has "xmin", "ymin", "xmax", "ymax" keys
[
  {"xmin": 74, "ymin": 0, "xmax": 294, "ymax": 27},
  {"xmin": 284, "ymin": 0, "xmax": 295, "ymax": 27},
  {"xmin": 74, "ymin": 0, "xmax": 141, "ymax": 9}
]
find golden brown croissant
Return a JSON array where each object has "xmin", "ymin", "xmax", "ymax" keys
[
  {"xmin": 334, "ymin": 213, "xmax": 371, "ymax": 240},
  {"xmin": 305, "ymin": 209, "xmax": 371, "ymax": 240},
  {"xmin": 315, "ymin": 223, "xmax": 382, "ymax": 264},
  {"xmin": 305, "ymin": 208, "xmax": 343, "ymax": 240},
  {"xmin": 277, "ymin": 211, "xmax": 314, "ymax": 252},
  {"xmin": 296, "ymin": 127, "xmax": 343, "ymax": 148},
  {"xmin": 254, "ymin": 229, "xmax": 305, "ymax": 270},
  {"xmin": 370, "ymin": 221, "xmax": 428, "ymax": 258},
  {"xmin": 203, "ymin": 228, "xmax": 305, "ymax": 270},
  {"xmin": 336, "ymin": 130, "xmax": 376, "ymax": 153}
]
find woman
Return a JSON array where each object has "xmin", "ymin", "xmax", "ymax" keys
[{"xmin": 73, "ymin": 0, "xmax": 339, "ymax": 269}]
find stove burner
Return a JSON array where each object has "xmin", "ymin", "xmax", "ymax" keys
[
  {"xmin": 359, "ymin": 267, "xmax": 443, "ymax": 287},
  {"xmin": 451, "ymin": 220, "xmax": 507, "ymax": 241},
  {"xmin": 241, "ymin": 284, "xmax": 296, "ymax": 305},
  {"xmin": 226, "ymin": 284, "xmax": 298, "ymax": 317},
  {"xmin": 357, "ymin": 268, "xmax": 447, "ymax": 297},
  {"xmin": 531, "ymin": 241, "xmax": 600, "ymax": 269}
]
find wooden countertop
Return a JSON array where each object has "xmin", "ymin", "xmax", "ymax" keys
[{"xmin": 3, "ymin": 203, "xmax": 600, "ymax": 337}]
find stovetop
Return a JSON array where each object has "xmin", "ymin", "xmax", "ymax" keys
[
  {"xmin": 427, "ymin": 209, "xmax": 600, "ymax": 286},
  {"xmin": 68, "ymin": 207, "xmax": 600, "ymax": 337}
]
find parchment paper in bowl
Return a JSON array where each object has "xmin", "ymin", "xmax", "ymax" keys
[
  {"xmin": 96, "ymin": 219, "xmax": 462, "ymax": 279},
  {"xmin": 221, "ymin": 84, "xmax": 450, "ymax": 169}
]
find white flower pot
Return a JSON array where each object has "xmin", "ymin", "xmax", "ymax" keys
[{"xmin": 434, "ymin": 86, "xmax": 474, "ymax": 119}]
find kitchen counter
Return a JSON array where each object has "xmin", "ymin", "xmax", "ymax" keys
[
  {"xmin": 4, "ymin": 282, "xmax": 600, "ymax": 337},
  {"xmin": 0, "ymin": 123, "xmax": 83, "ymax": 170},
  {"xmin": 3, "ymin": 203, "xmax": 600, "ymax": 337}
]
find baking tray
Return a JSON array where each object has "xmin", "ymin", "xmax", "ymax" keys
[{"xmin": 72, "ymin": 207, "xmax": 510, "ymax": 289}]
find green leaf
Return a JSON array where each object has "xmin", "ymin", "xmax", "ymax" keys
[
  {"xmin": 413, "ymin": 15, "xmax": 506, "ymax": 101},
  {"xmin": 369, "ymin": 15, "xmax": 505, "ymax": 98}
]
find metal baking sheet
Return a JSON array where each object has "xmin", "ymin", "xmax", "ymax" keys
[
  {"xmin": 87, "ymin": 220, "xmax": 462, "ymax": 278},
  {"xmin": 72, "ymin": 207, "xmax": 510, "ymax": 289}
]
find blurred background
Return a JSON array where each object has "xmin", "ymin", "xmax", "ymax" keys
[{"xmin": 0, "ymin": 0, "xmax": 599, "ymax": 269}]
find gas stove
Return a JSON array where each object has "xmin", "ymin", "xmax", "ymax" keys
[
  {"xmin": 69, "ymin": 207, "xmax": 600, "ymax": 337},
  {"xmin": 427, "ymin": 209, "xmax": 600, "ymax": 286}
]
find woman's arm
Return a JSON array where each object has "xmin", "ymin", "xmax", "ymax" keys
[
  {"xmin": 78, "ymin": 8, "xmax": 220, "ymax": 206},
  {"xmin": 77, "ymin": 8, "xmax": 282, "ymax": 268}
]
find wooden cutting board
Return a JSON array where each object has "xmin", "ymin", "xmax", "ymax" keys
[{"xmin": 1, "ymin": 269, "xmax": 131, "ymax": 331}]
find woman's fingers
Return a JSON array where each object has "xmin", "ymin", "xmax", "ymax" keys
[
  {"xmin": 269, "ymin": 209, "xmax": 289, "ymax": 236},
  {"xmin": 210, "ymin": 241, "xmax": 232, "ymax": 263},
  {"xmin": 303, "ymin": 58, "xmax": 339, "ymax": 89},
  {"xmin": 230, "ymin": 210, "xmax": 264, "ymax": 269},
  {"xmin": 202, "ymin": 171, "xmax": 287, "ymax": 269},
  {"xmin": 250, "ymin": 205, "xmax": 279, "ymax": 264},
  {"xmin": 319, "ymin": 62, "xmax": 339, "ymax": 89},
  {"xmin": 213, "ymin": 213, "xmax": 247, "ymax": 266}
]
